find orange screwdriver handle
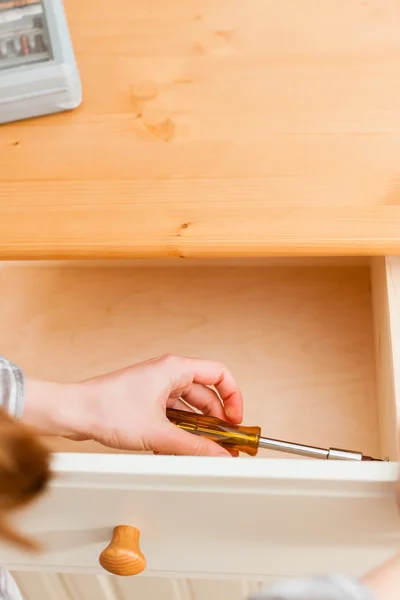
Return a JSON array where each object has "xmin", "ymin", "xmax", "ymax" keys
[{"xmin": 166, "ymin": 408, "xmax": 261, "ymax": 456}]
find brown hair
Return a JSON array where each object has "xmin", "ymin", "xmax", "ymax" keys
[{"xmin": 0, "ymin": 409, "xmax": 51, "ymax": 551}]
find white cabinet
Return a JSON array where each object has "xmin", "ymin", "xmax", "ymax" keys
[{"xmin": 0, "ymin": 257, "xmax": 399, "ymax": 580}]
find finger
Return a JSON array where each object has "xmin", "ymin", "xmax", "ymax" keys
[
  {"xmin": 153, "ymin": 423, "xmax": 231, "ymax": 457},
  {"xmin": 209, "ymin": 370, "xmax": 243, "ymax": 424},
  {"xmin": 160, "ymin": 398, "xmax": 194, "ymax": 454},
  {"xmin": 168, "ymin": 398, "xmax": 196, "ymax": 412},
  {"xmin": 165, "ymin": 356, "xmax": 243, "ymax": 424},
  {"xmin": 155, "ymin": 448, "xmax": 239, "ymax": 457},
  {"xmin": 181, "ymin": 383, "xmax": 226, "ymax": 419}
]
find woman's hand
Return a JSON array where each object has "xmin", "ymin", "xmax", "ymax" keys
[{"xmin": 23, "ymin": 355, "xmax": 243, "ymax": 457}]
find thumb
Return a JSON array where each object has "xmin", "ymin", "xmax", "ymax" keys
[{"xmin": 154, "ymin": 423, "xmax": 231, "ymax": 457}]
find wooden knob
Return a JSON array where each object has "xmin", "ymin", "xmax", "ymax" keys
[{"xmin": 99, "ymin": 525, "xmax": 146, "ymax": 576}]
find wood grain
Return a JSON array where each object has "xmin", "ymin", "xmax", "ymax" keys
[
  {"xmin": 0, "ymin": 263, "xmax": 380, "ymax": 456},
  {"xmin": 371, "ymin": 258, "xmax": 398, "ymax": 460},
  {"xmin": 377, "ymin": 257, "xmax": 400, "ymax": 458},
  {"xmin": 1, "ymin": 0, "xmax": 400, "ymax": 257},
  {"xmin": 99, "ymin": 526, "xmax": 146, "ymax": 577}
]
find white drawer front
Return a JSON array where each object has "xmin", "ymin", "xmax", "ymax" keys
[{"xmin": 0, "ymin": 455, "xmax": 398, "ymax": 580}]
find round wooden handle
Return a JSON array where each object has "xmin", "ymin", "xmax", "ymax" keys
[{"xmin": 99, "ymin": 525, "xmax": 146, "ymax": 576}]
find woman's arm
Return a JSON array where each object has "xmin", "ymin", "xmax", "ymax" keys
[
  {"xmin": 0, "ymin": 356, "xmax": 83, "ymax": 436},
  {"xmin": 5, "ymin": 354, "xmax": 244, "ymax": 456},
  {"xmin": 23, "ymin": 378, "xmax": 86, "ymax": 437}
]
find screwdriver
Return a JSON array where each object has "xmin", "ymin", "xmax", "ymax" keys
[{"xmin": 166, "ymin": 408, "xmax": 386, "ymax": 461}]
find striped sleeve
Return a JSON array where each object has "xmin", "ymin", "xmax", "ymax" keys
[
  {"xmin": 0, "ymin": 357, "xmax": 25, "ymax": 420},
  {"xmin": 0, "ymin": 567, "xmax": 23, "ymax": 600}
]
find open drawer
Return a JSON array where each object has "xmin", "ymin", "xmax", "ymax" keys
[{"xmin": 0, "ymin": 257, "xmax": 399, "ymax": 580}]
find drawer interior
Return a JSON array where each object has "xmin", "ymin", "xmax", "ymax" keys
[{"xmin": 0, "ymin": 259, "xmax": 396, "ymax": 461}]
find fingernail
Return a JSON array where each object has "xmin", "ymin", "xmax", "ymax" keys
[{"xmin": 219, "ymin": 452, "xmax": 232, "ymax": 457}]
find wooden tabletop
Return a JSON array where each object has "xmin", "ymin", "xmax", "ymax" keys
[{"xmin": 2, "ymin": 0, "xmax": 400, "ymax": 259}]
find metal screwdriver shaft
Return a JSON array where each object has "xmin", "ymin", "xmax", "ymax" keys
[{"xmin": 258, "ymin": 436, "xmax": 385, "ymax": 461}]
